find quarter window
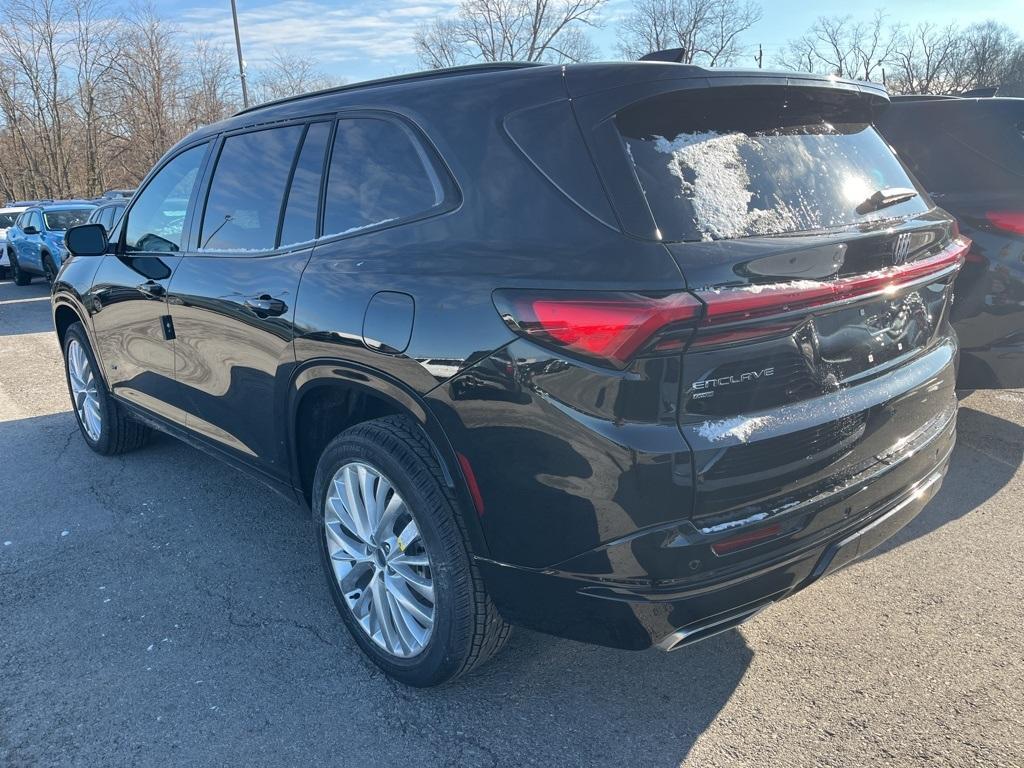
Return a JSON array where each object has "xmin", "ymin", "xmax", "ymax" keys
[
  {"xmin": 200, "ymin": 125, "xmax": 304, "ymax": 251},
  {"xmin": 323, "ymin": 117, "xmax": 441, "ymax": 237},
  {"xmin": 125, "ymin": 143, "xmax": 207, "ymax": 253}
]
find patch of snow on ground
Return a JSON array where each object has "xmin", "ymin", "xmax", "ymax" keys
[
  {"xmin": 653, "ymin": 132, "xmax": 798, "ymax": 240},
  {"xmin": 696, "ymin": 415, "xmax": 771, "ymax": 443}
]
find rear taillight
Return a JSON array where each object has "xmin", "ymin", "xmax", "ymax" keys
[
  {"xmin": 495, "ymin": 237, "xmax": 969, "ymax": 368},
  {"xmin": 493, "ymin": 290, "xmax": 702, "ymax": 368},
  {"xmin": 985, "ymin": 211, "xmax": 1024, "ymax": 235}
]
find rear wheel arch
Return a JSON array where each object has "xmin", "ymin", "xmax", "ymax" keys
[{"xmin": 287, "ymin": 362, "xmax": 490, "ymax": 557}]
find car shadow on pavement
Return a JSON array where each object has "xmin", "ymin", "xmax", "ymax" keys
[
  {"xmin": 0, "ymin": 279, "xmax": 55, "ymax": 336},
  {"xmin": 864, "ymin": 401, "xmax": 1023, "ymax": 562}
]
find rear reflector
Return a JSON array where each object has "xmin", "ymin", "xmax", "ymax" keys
[
  {"xmin": 494, "ymin": 237, "xmax": 969, "ymax": 367},
  {"xmin": 986, "ymin": 211, "xmax": 1024, "ymax": 235},
  {"xmin": 711, "ymin": 523, "xmax": 783, "ymax": 555}
]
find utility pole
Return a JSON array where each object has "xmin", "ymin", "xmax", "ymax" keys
[
  {"xmin": 756, "ymin": 44, "xmax": 763, "ymax": 69},
  {"xmin": 230, "ymin": 0, "xmax": 249, "ymax": 108}
]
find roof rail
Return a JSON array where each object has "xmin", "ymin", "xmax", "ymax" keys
[
  {"xmin": 234, "ymin": 61, "xmax": 547, "ymax": 117},
  {"xmin": 889, "ymin": 94, "xmax": 962, "ymax": 102}
]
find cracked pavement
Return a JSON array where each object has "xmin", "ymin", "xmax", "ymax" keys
[{"xmin": 1, "ymin": 277, "xmax": 1023, "ymax": 767}]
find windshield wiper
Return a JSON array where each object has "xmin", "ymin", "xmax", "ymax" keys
[{"xmin": 856, "ymin": 187, "xmax": 919, "ymax": 215}]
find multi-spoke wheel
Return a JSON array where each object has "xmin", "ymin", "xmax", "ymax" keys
[
  {"xmin": 314, "ymin": 415, "xmax": 510, "ymax": 686},
  {"xmin": 67, "ymin": 338, "xmax": 102, "ymax": 441},
  {"xmin": 62, "ymin": 321, "xmax": 151, "ymax": 455},
  {"xmin": 324, "ymin": 461, "xmax": 435, "ymax": 658}
]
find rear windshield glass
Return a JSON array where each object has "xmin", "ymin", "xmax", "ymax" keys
[
  {"xmin": 0, "ymin": 213, "xmax": 17, "ymax": 228},
  {"xmin": 44, "ymin": 209, "xmax": 93, "ymax": 231},
  {"xmin": 618, "ymin": 94, "xmax": 928, "ymax": 242}
]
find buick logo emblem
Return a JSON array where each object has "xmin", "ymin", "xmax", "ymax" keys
[{"xmin": 891, "ymin": 233, "xmax": 913, "ymax": 265}]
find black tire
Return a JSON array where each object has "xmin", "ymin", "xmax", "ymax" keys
[
  {"xmin": 9, "ymin": 249, "xmax": 31, "ymax": 286},
  {"xmin": 41, "ymin": 251, "xmax": 57, "ymax": 284},
  {"xmin": 313, "ymin": 415, "xmax": 510, "ymax": 686},
  {"xmin": 62, "ymin": 321, "xmax": 152, "ymax": 455}
]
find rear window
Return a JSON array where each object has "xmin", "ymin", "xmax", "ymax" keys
[
  {"xmin": 0, "ymin": 213, "xmax": 17, "ymax": 228},
  {"xmin": 44, "ymin": 209, "xmax": 93, "ymax": 231},
  {"xmin": 619, "ymin": 93, "xmax": 928, "ymax": 242},
  {"xmin": 878, "ymin": 102, "xmax": 1024, "ymax": 196}
]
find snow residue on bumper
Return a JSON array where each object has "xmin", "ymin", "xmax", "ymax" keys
[{"xmin": 695, "ymin": 415, "xmax": 772, "ymax": 443}]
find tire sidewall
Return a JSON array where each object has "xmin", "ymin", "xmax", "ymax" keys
[
  {"xmin": 313, "ymin": 427, "xmax": 468, "ymax": 686},
  {"xmin": 63, "ymin": 323, "xmax": 115, "ymax": 454},
  {"xmin": 10, "ymin": 249, "xmax": 30, "ymax": 285}
]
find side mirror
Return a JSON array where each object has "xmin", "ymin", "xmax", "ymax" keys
[
  {"xmin": 65, "ymin": 223, "xmax": 109, "ymax": 257},
  {"xmin": 22, "ymin": 225, "xmax": 39, "ymax": 235}
]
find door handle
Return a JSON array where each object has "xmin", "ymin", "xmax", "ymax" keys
[
  {"xmin": 138, "ymin": 280, "xmax": 165, "ymax": 297},
  {"xmin": 244, "ymin": 295, "xmax": 288, "ymax": 317}
]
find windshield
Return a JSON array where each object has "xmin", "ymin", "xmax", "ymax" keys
[
  {"xmin": 618, "ymin": 95, "xmax": 929, "ymax": 242},
  {"xmin": 44, "ymin": 209, "xmax": 93, "ymax": 231},
  {"xmin": 0, "ymin": 213, "xmax": 18, "ymax": 228}
]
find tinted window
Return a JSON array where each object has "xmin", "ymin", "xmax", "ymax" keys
[
  {"xmin": 618, "ymin": 92, "xmax": 928, "ymax": 241},
  {"xmin": 125, "ymin": 143, "xmax": 207, "ymax": 253},
  {"xmin": 44, "ymin": 209, "xmax": 93, "ymax": 231},
  {"xmin": 323, "ymin": 118, "xmax": 441, "ymax": 237},
  {"xmin": 200, "ymin": 125, "xmax": 304, "ymax": 251},
  {"xmin": 279, "ymin": 122, "xmax": 330, "ymax": 247},
  {"xmin": 0, "ymin": 213, "xmax": 17, "ymax": 228}
]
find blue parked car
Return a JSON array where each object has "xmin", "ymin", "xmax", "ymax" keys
[{"xmin": 5, "ymin": 201, "xmax": 96, "ymax": 285}]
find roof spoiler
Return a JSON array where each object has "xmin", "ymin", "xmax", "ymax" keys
[{"xmin": 639, "ymin": 48, "xmax": 687, "ymax": 63}]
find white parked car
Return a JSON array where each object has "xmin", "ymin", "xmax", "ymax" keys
[{"xmin": 0, "ymin": 205, "xmax": 29, "ymax": 278}]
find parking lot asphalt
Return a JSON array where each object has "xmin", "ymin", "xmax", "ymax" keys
[{"xmin": 1, "ymin": 276, "xmax": 1022, "ymax": 767}]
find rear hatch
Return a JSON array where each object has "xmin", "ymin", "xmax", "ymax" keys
[{"xmin": 570, "ymin": 69, "xmax": 966, "ymax": 530}]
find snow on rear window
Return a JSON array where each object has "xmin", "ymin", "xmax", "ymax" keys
[{"xmin": 622, "ymin": 123, "xmax": 928, "ymax": 242}]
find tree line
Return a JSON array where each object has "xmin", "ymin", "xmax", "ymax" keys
[
  {"xmin": 0, "ymin": 0, "xmax": 338, "ymax": 202},
  {"xmin": 2, "ymin": 0, "xmax": 1023, "ymax": 203}
]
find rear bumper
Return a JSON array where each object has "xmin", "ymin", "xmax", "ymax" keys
[{"xmin": 476, "ymin": 413, "xmax": 954, "ymax": 650}]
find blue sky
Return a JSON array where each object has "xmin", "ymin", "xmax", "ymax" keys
[{"xmin": 161, "ymin": 0, "xmax": 1024, "ymax": 83}]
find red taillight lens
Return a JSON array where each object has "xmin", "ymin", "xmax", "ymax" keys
[
  {"xmin": 494, "ymin": 290, "xmax": 702, "ymax": 368},
  {"xmin": 495, "ymin": 237, "xmax": 969, "ymax": 367},
  {"xmin": 985, "ymin": 211, "xmax": 1024, "ymax": 235}
]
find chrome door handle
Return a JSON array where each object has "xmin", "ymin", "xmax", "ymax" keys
[{"xmin": 244, "ymin": 296, "xmax": 288, "ymax": 317}]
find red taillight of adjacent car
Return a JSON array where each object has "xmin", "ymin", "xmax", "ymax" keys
[
  {"xmin": 494, "ymin": 237, "xmax": 970, "ymax": 368},
  {"xmin": 985, "ymin": 211, "xmax": 1024, "ymax": 235}
]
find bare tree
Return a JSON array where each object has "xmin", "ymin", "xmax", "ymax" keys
[
  {"xmin": 250, "ymin": 50, "xmax": 343, "ymax": 104},
  {"xmin": 886, "ymin": 22, "xmax": 962, "ymax": 95},
  {"xmin": 414, "ymin": 0, "xmax": 606, "ymax": 68},
  {"xmin": 776, "ymin": 11, "xmax": 895, "ymax": 80},
  {"xmin": 616, "ymin": 0, "xmax": 761, "ymax": 66}
]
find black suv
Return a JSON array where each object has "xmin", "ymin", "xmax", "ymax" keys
[
  {"xmin": 55, "ymin": 62, "xmax": 966, "ymax": 686},
  {"xmin": 877, "ymin": 95, "xmax": 1024, "ymax": 388}
]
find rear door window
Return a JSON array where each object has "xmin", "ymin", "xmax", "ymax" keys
[
  {"xmin": 200, "ymin": 125, "xmax": 304, "ymax": 252},
  {"xmin": 279, "ymin": 121, "xmax": 331, "ymax": 248},
  {"xmin": 322, "ymin": 117, "xmax": 442, "ymax": 237},
  {"xmin": 618, "ymin": 91, "xmax": 928, "ymax": 242}
]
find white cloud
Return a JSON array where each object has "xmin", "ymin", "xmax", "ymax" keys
[{"xmin": 180, "ymin": 0, "xmax": 459, "ymax": 77}]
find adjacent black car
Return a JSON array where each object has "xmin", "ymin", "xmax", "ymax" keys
[
  {"xmin": 53, "ymin": 62, "xmax": 966, "ymax": 686},
  {"xmin": 877, "ymin": 95, "xmax": 1024, "ymax": 388}
]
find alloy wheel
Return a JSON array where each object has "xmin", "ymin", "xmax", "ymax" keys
[
  {"xmin": 67, "ymin": 338, "xmax": 102, "ymax": 441},
  {"xmin": 324, "ymin": 461, "xmax": 435, "ymax": 658}
]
